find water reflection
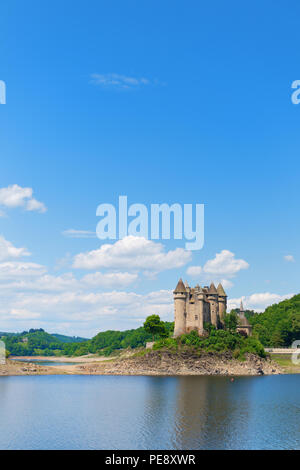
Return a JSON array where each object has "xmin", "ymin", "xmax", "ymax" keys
[
  {"xmin": 0, "ymin": 375, "xmax": 299, "ymax": 449},
  {"xmin": 173, "ymin": 376, "xmax": 254, "ymax": 449}
]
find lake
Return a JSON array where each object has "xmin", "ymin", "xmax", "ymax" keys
[
  {"xmin": 11, "ymin": 358, "xmax": 79, "ymax": 366},
  {"xmin": 0, "ymin": 374, "xmax": 299, "ymax": 450}
]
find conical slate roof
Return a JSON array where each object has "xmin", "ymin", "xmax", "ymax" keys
[
  {"xmin": 217, "ymin": 283, "xmax": 226, "ymax": 296},
  {"xmin": 208, "ymin": 282, "xmax": 217, "ymax": 294},
  {"xmin": 174, "ymin": 278, "xmax": 186, "ymax": 293},
  {"xmin": 238, "ymin": 314, "xmax": 250, "ymax": 327}
]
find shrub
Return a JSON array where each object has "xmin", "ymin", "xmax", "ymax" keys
[
  {"xmin": 153, "ymin": 328, "xmax": 266, "ymax": 358},
  {"xmin": 153, "ymin": 337, "xmax": 178, "ymax": 351}
]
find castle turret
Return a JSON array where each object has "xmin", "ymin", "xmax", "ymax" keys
[
  {"xmin": 196, "ymin": 286, "xmax": 205, "ymax": 334},
  {"xmin": 237, "ymin": 299, "xmax": 252, "ymax": 336},
  {"xmin": 173, "ymin": 279, "xmax": 187, "ymax": 337},
  {"xmin": 217, "ymin": 283, "xmax": 227, "ymax": 323},
  {"xmin": 207, "ymin": 282, "xmax": 218, "ymax": 327}
]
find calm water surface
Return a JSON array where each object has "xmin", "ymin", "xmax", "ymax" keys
[
  {"xmin": 0, "ymin": 374, "xmax": 299, "ymax": 450},
  {"xmin": 11, "ymin": 358, "xmax": 79, "ymax": 366}
]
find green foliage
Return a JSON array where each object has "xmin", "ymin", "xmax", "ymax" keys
[
  {"xmin": 3, "ymin": 330, "xmax": 65, "ymax": 356},
  {"xmin": 230, "ymin": 308, "xmax": 256, "ymax": 318},
  {"xmin": 152, "ymin": 337, "xmax": 178, "ymax": 351},
  {"xmin": 143, "ymin": 315, "xmax": 169, "ymax": 340},
  {"xmin": 224, "ymin": 311, "xmax": 238, "ymax": 333},
  {"xmin": 153, "ymin": 328, "xmax": 266, "ymax": 358},
  {"xmin": 250, "ymin": 294, "xmax": 300, "ymax": 347},
  {"xmin": 51, "ymin": 334, "xmax": 87, "ymax": 343},
  {"xmin": 63, "ymin": 321, "xmax": 174, "ymax": 357}
]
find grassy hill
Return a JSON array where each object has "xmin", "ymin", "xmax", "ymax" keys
[
  {"xmin": 249, "ymin": 294, "xmax": 300, "ymax": 347},
  {"xmin": 1, "ymin": 323, "xmax": 174, "ymax": 357},
  {"xmin": 51, "ymin": 334, "xmax": 88, "ymax": 343},
  {"xmin": 62, "ymin": 322, "xmax": 174, "ymax": 356},
  {"xmin": 1, "ymin": 329, "xmax": 66, "ymax": 356}
]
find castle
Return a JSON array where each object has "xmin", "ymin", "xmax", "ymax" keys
[
  {"xmin": 173, "ymin": 279, "xmax": 251, "ymax": 336},
  {"xmin": 173, "ymin": 279, "xmax": 227, "ymax": 337}
]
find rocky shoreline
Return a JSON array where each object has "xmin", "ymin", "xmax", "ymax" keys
[
  {"xmin": 83, "ymin": 350, "xmax": 283, "ymax": 376},
  {"xmin": 0, "ymin": 350, "xmax": 283, "ymax": 377}
]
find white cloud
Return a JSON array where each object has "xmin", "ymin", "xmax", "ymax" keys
[
  {"xmin": 0, "ymin": 270, "xmax": 138, "ymax": 291},
  {"xmin": 0, "ymin": 261, "xmax": 46, "ymax": 279},
  {"xmin": 0, "ymin": 288, "xmax": 173, "ymax": 337},
  {"xmin": 186, "ymin": 266, "xmax": 202, "ymax": 277},
  {"xmin": 73, "ymin": 236, "xmax": 192, "ymax": 273},
  {"xmin": 186, "ymin": 250, "xmax": 249, "ymax": 288},
  {"xmin": 221, "ymin": 279, "xmax": 234, "ymax": 289},
  {"xmin": 62, "ymin": 229, "xmax": 97, "ymax": 239},
  {"xmin": 90, "ymin": 73, "xmax": 150, "ymax": 90},
  {"xmin": 202, "ymin": 250, "xmax": 249, "ymax": 276},
  {"xmin": 228, "ymin": 292, "xmax": 295, "ymax": 312},
  {"xmin": 81, "ymin": 271, "xmax": 137, "ymax": 288},
  {"xmin": 26, "ymin": 198, "xmax": 46, "ymax": 213},
  {"xmin": 10, "ymin": 308, "xmax": 41, "ymax": 319},
  {"xmin": 284, "ymin": 255, "xmax": 295, "ymax": 263},
  {"xmin": 0, "ymin": 235, "xmax": 30, "ymax": 261},
  {"xmin": 0, "ymin": 184, "xmax": 47, "ymax": 213}
]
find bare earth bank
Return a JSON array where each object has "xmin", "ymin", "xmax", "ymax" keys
[
  {"xmin": 0, "ymin": 351, "xmax": 283, "ymax": 377},
  {"xmin": 9, "ymin": 354, "xmax": 111, "ymax": 363}
]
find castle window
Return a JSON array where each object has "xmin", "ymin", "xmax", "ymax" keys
[{"xmin": 195, "ymin": 315, "xmax": 198, "ymax": 320}]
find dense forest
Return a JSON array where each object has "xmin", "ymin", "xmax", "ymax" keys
[
  {"xmin": 1, "ymin": 323, "xmax": 174, "ymax": 357},
  {"xmin": 62, "ymin": 322, "xmax": 174, "ymax": 356},
  {"xmin": 249, "ymin": 294, "xmax": 300, "ymax": 347},
  {"xmin": 1, "ymin": 329, "xmax": 87, "ymax": 356}
]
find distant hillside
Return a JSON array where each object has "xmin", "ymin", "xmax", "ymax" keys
[
  {"xmin": 1, "ymin": 329, "xmax": 88, "ymax": 356},
  {"xmin": 250, "ymin": 294, "xmax": 300, "ymax": 347},
  {"xmin": 51, "ymin": 334, "xmax": 88, "ymax": 343},
  {"xmin": 63, "ymin": 322, "xmax": 175, "ymax": 357},
  {"xmin": 1, "ymin": 323, "xmax": 175, "ymax": 357}
]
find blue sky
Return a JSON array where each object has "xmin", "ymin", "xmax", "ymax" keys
[{"xmin": 0, "ymin": 0, "xmax": 300, "ymax": 336}]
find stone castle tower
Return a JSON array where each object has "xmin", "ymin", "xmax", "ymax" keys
[{"xmin": 173, "ymin": 279, "xmax": 227, "ymax": 337}]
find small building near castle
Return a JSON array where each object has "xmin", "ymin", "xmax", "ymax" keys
[
  {"xmin": 236, "ymin": 300, "xmax": 252, "ymax": 336},
  {"xmin": 173, "ymin": 279, "xmax": 252, "ymax": 337}
]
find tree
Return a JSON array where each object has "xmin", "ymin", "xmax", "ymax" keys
[
  {"xmin": 224, "ymin": 312, "xmax": 238, "ymax": 333},
  {"xmin": 249, "ymin": 294, "xmax": 300, "ymax": 347},
  {"xmin": 143, "ymin": 315, "xmax": 168, "ymax": 341},
  {"xmin": 271, "ymin": 330, "xmax": 284, "ymax": 347}
]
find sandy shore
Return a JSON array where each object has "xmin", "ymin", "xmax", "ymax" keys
[{"xmin": 10, "ymin": 355, "xmax": 111, "ymax": 363}]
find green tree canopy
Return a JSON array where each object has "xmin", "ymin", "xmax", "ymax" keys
[
  {"xmin": 143, "ymin": 315, "xmax": 169, "ymax": 340},
  {"xmin": 224, "ymin": 311, "xmax": 238, "ymax": 333}
]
